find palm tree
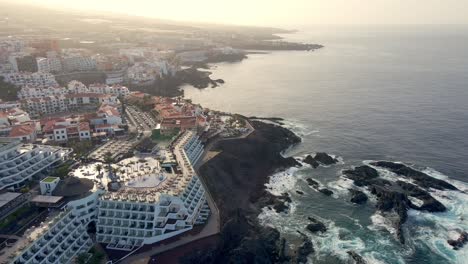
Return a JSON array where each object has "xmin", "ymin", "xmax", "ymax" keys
[
  {"xmin": 104, "ymin": 152, "xmax": 114, "ymax": 165},
  {"xmin": 95, "ymin": 164, "xmax": 103, "ymax": 179}
]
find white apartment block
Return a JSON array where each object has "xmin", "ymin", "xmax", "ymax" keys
[
  {"xmin": 5, "ymin": 191, "xmax": 102, "ymax": 264},
  {"xmin": 4, "ymin": 72, "xmax": 58, "ymax": 88},
  {"xmin": 18, "ymin": 86, "xmax": 67, "ymax": 100},
  {"xmin": 0, "ymin": 138, "xmax": 71, "ymax": 190},
  {"xmin": 18, "ymin": 82, "xmax": 129, "ymax": 101},
  {"xmin": 67, "ymin": 81, "xmax": 130, "ymax": 96},
  {"xmin": 20, "ymin": 94, "xmax": 119, "ymax": 118},
  {"xmin": 87, "ymin": 84, "xmax": 130, "ymax": 96},
  {"xmin": 36, "ymin": 57, "xmax": 62, "ymax": 73},
  {"xmin": 62, "ymin": 56, "xmax": 96, "ymax": 72},
  {"xmin": 5, "ymin": 130, "xmax": 210, "ymax": 263},
  {"xmin": 96, "ymin": 130, "xmax": 209, "ymax": 250}
]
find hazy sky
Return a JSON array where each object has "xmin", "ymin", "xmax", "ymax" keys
[{"xmin": 15, "ymin": 0, "xmax": 468, "ymax": 26}]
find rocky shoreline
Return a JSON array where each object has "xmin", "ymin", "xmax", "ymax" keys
[
  {"xmin": 343, "ymin": 162, "xmax": 461, "ymax": 245},
  {"xmin": 183, "ymin": 120, "xmax": 308, "ymax": 263},
  {"xmin": 181, "ymin": 120, "xmax": 466, "ymax": 263}
]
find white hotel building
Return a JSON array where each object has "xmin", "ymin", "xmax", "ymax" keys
[
  {"xmin": 5, "ymin": 130, "xmax": 210, "ymax": 263},
  {"xmin": 0, "ymin": 138, "xmax": 71, "ymax": 190}
]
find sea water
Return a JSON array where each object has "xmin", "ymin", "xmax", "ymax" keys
[{"xmin": 183, "ymin": 25, "xmax": 468, "ymax": 263}]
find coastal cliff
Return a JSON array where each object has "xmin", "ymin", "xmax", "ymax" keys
[{"xmin": 183, "ymin": 120, "xmax": 302, "ymax": 263}]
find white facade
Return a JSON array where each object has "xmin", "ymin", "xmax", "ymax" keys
[
  {"xmin": 62, "ymin": 56, "xmax": 96, "ymax": 72},
  {"xmin": 21, "ymin": 94, "xmax": 119, "ymax": 118},
  {"xmin": 0, "ymin": 139, "xmax": 71, "ymax": 190},
  {"xmin": 39, "ymin": 177, "xmax": 60, "ymax": 195},
  {"xmin": 7, "ymin": 191, "xmax": 102, "ymax": 264},
  {"xmin": 96, "ymin": 130, "xmax": 209, "ymax": 250},
  {"xmin": 4, "ymin": 72, "xmax": 58, "ymax": 88},
  {"xmin": 36, "ymin": 57, "xmax": 62, "ymax": 73}
]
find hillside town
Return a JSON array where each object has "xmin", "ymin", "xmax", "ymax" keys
[
  {"xmin": 0, "ymin": 30, "xmax": 255, "ymax": 264},
  {"xmin": 0, "ymin": 3, "xmax": 326, "ymax": 263}
]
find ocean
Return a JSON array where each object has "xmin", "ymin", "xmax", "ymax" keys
[{"xmin": 182, "ymin": 25, "xmax": 468, "ymax": 264}]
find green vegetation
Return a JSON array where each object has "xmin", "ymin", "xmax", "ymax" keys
[
  {"xmin": 50, "ymin": 163, "xmax": 72, "ymax": 179},
  {"xmin": 103, "ymin": 151, "xmax": 114, "ymax": 165},
  {"xmin": 42, "ymin": 176, "xmax": 58, "ymax": 183},
  {"xmin": 0, "ymin": 76, "xmax": 20, "ymax": 101},
  {"xmin": 0, "ymin": 204, "xmax": 40, "ymax": 233},
  {"xmin": 77, "ymin": 247, "xmax": 105, "ymax": 264},
  {"xmin": 151, "ymin": 129, "xmax": 179, "ymax": 142},
  {"xmin": 67, "ymin": 140, "xmax": 95, "ymax": 159}
]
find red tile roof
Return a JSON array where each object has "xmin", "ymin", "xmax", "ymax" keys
[{"xmin": 9, "ymin": 123, "xmax": 35, "ymax": 137}]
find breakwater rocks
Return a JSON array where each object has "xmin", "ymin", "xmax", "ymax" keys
[
  {"xmin": 190, "ymin": 120, "xmax": 303, "ymax": 263},
  {"xmin": 343, "ymin": 161, "xmax": 458, "ymax": 244}
]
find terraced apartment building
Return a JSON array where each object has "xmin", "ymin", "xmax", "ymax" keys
[
  {"xmin": 3, "ymin": 130, "xmax": 210, "ymax": 263},
  {"xmin": 0, "ymin": 138, "xmax": 71, "ymax": 190}
]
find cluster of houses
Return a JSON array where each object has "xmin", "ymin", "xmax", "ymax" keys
[{"xmin": 0, "ymin": 81, "xmax": 126, "ymax": 143}]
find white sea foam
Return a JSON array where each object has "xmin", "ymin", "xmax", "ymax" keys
[
  {"xmin": 327, "ymin": 177, "xmax": 355, "ymax": 198},
  {"xmin": 281, "ymin": 119, "xmax": 319, "ymax": 138},
  {"xmin": 313, "ymin": 221, "xmax": 367, "ymax": 262},
  {"xmin": 265, "ymin": 166, "xmax": 302, "ymax": 196},
  {"xmin": 368, "ymin": 213, "xmax": 397, "ymax": 235}
]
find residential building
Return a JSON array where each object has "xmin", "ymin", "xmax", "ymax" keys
[
  {"xmin": 8, "ymin": 52, "xmax": 37, "ymax": 72},
  {"xmin": 36, "ymin": 57, "xmax": 62, "ymax": 73},
  {"xmin": 62, "ymin": 56, "xmax": 96, "ymax": 72},
  {"xmin": 5, "ymin": 130, "xmax": 210, "ymax": 263},
  {"xmin": 43, "ymin": 118, "xmax": 91, "ymax": 142},
  {"xmin": 3, "ymin": 72, "xmax": 58, "ymax": 88},
  {"xmin": 21, "ymin": 93, "xmax": 119, "ymax": 118},
  {"xmin": 0, "ymin": 138, "xmax": 71, "ymax": 190}
]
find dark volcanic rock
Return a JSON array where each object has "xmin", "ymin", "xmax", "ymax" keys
[
  {"xmin": 347, "ymin": 251, "xmax": 367, "ymax": 264},
  {"xmin": 349, "ymin": 189, "xmax": 368, "ymax": 204},
  {"xmin": 343, "ymin": 165, "xmax": 379, "ymax": 186},
  {"xmin": 371, "ymin": 185, "xmax": 409, "ymax": 244},
  {"xmin": 303, "ymin": 155, "xmax": 319, "ymax": 168},
  {"xmin": 258, "ymin": 191, "xmax": 292, "ymax": 213},
  {"xmin": 306, "ymin": 178, "xmax": 320, "ymax": 188},
  {"xmin": 314, "ymin": 152, "xmax": 338, "ymax": 165},
  {"xmin": 194, "ymin": 120, "xmax": 302, "ymax": 263},
  {"xmin": 447, "ymin": 231, "xmax": 468, "ymax": 250},
  {"xmin": 343, "ymin": 161, "xmax": 453, "ymax": 246},
  {"xmin": 370, "ymin": 161, "xmax": 458, "ymax": 191},
  {"xmin": 296, "ymin": 237, "xmax": 314, "ymax": 264},
  {"xmin": 396, "ymin": 181, "xmax": 446, "ymax": 212},
  {"xmin": 319, "ymin": 188, "xmax": 334, "ymax": 196},
  {"xmin": 284, "ymin": 157, "xmax": 303, "ymax": 168},
  {"xmin": 306, "ymin": 217, "xmax": 327, "ymax": 233}
]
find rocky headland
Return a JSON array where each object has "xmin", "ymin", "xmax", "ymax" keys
[{"xmin": 187, "ymin": 120, "xmax": 304, "ymax": 263}]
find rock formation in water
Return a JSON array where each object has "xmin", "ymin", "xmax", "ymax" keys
[
  {"xmin": 303, "ymin": 152, "xmax": 338, "ymax": 168},
  {"xmin": 347, "ymin": 251, "xmax": 367, "ymax": 264},
  {"xmin": 314, "ymin": 152, "xmax": 338, "ymax": 165},
  {"xmin": 448, "ymin": 231, "xmax": 468, "ymax": 250},
  {"xmin": 370, "ymin": 161, "xmax": 458, "ymax": 191},
  {"xmin": 349, "ymin": 189, "xmax": 368, "ymax": 204},
  {"xmin": 318, "ymin": 188, "xmax": 334, "ymax": 196},
  {"xmin": 306, "ymin": 178, "xmax": 320, "ymax": 188},
  {"xmin": 343, "ymin": 161, "xmax": 455, "ymax": 244},
  {"xmin": 303, "ymin": 155, "xmax": 320, "ymax": 168},
  {"xmin": 306, "ymin": 217, "xmax": 327, "ymax": 233}
]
